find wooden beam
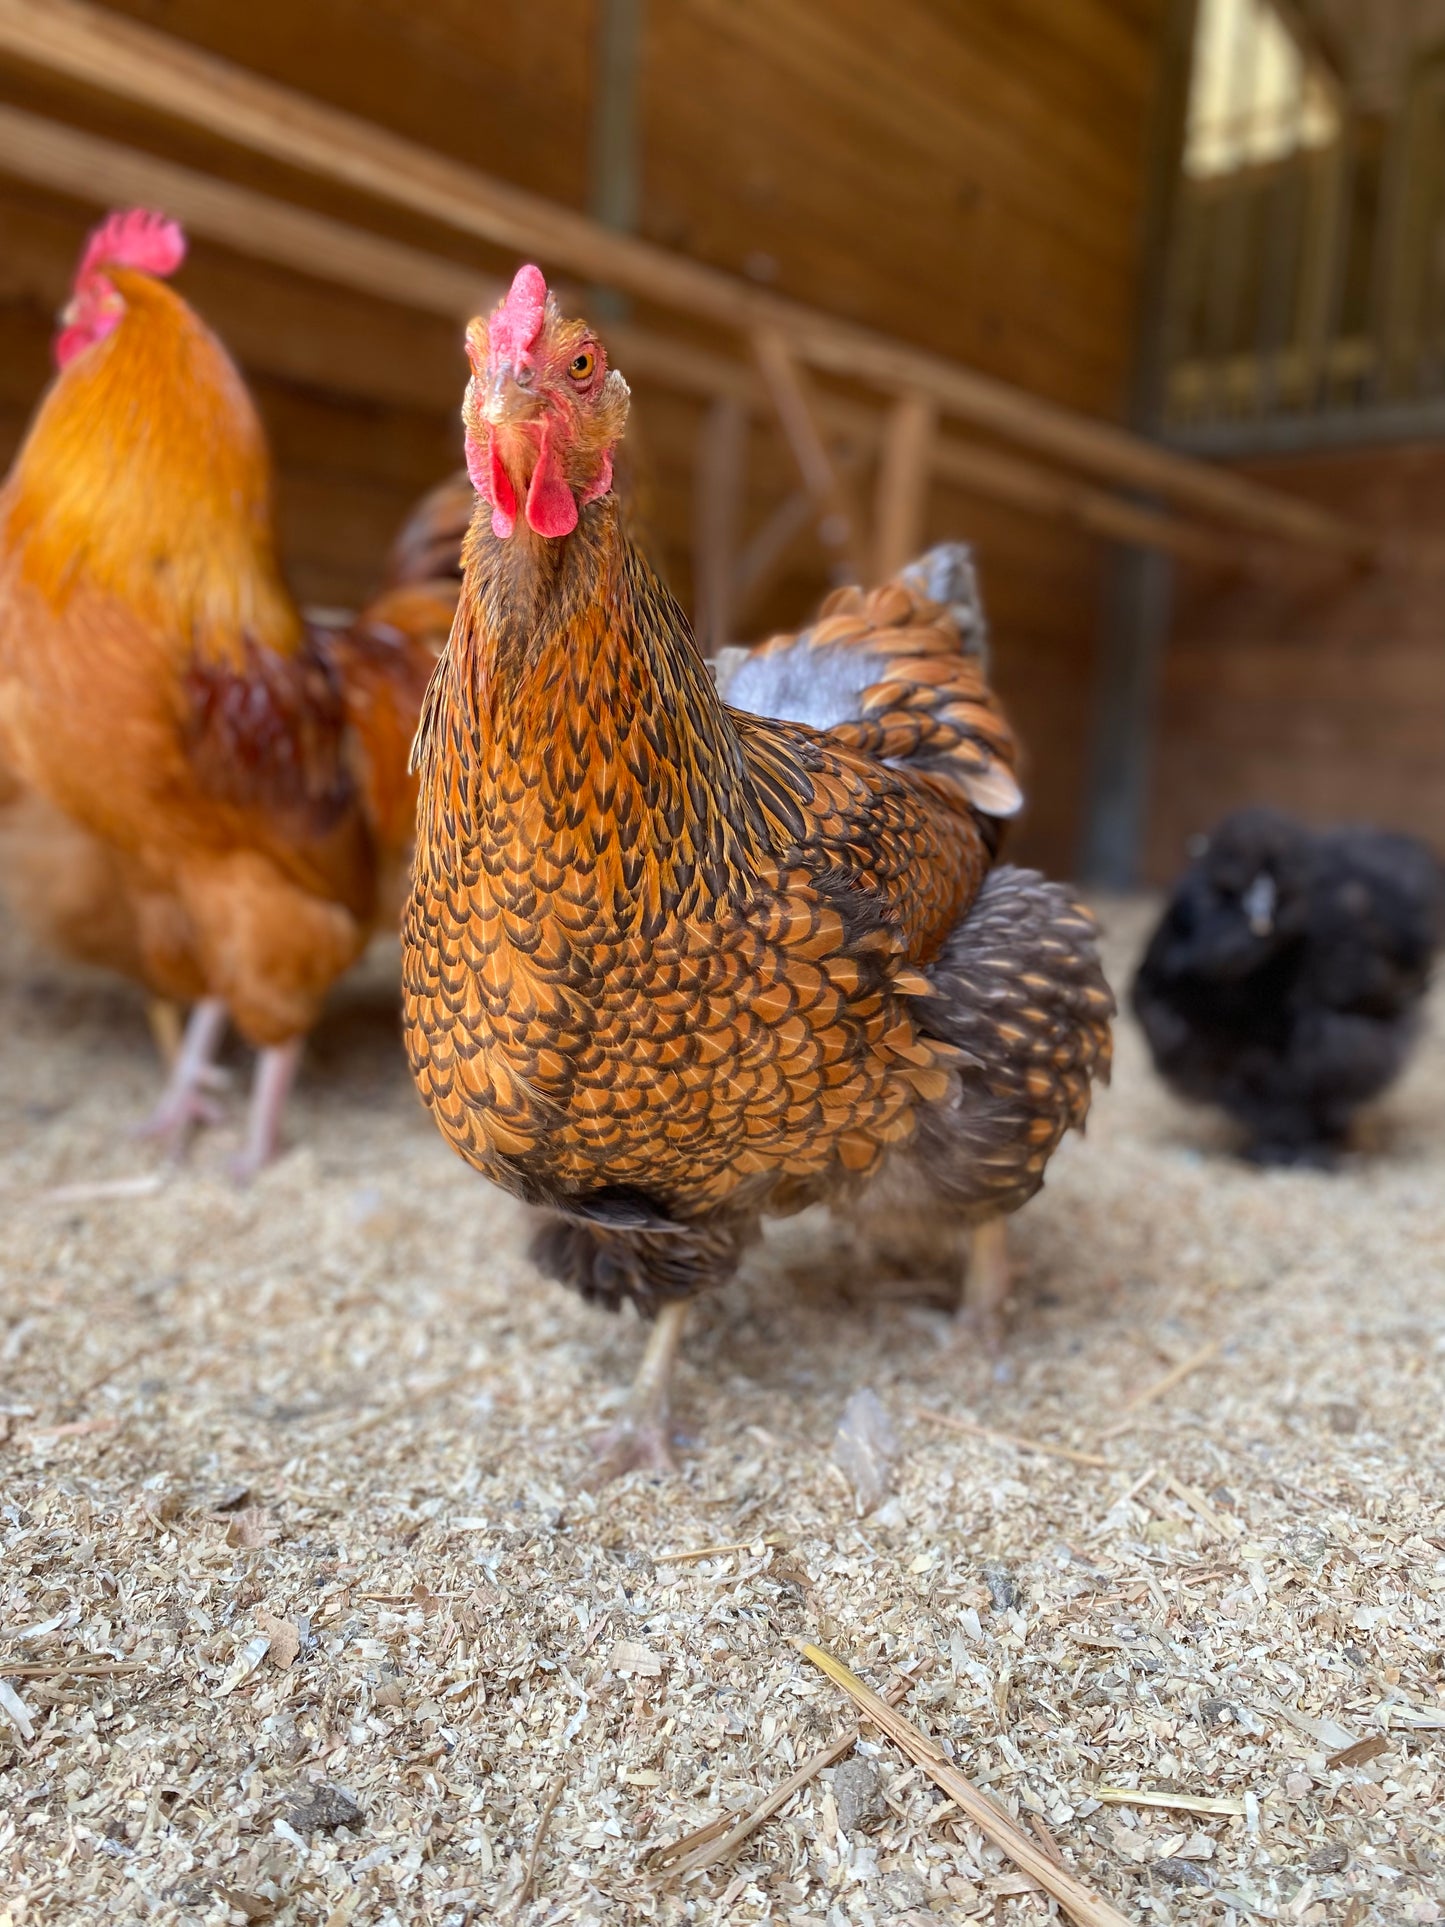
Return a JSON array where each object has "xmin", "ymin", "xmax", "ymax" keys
[
  {"xmin": 0, "ymin": 105, "xmax": 1252, "ymax": 576},
  {"xmin": 693, "ymin": 395, "xmax": 746, "ymax": 650},
  {"xmin": 873, "ymin": 392, "xmax": 936, "ymax": 579},
  {"xmin": 0, "ymin": 0, "xmax": 1383, "ymax": 562}
]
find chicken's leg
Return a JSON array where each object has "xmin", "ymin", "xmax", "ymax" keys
[
  {"xmin": 959, "ymin": 1216, "xmax": 1011, "ymax": 1353},
  {"xmin": 134, "ymin": 997, "xmax": 228, "ymax": 1158},
  {"xmin": 586, "ymin": 1299, "xmax": 690, "ymax": 1486},
  {"xmin": 229, "ymin": 1038, "xmax": 303, "ymax": 1184}
]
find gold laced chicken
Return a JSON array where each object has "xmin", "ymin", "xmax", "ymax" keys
[{"xmin": 404, "ymin": 266, "xmax": 1114, "ymax": 1476}]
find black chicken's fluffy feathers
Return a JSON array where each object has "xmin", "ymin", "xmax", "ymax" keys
[{"xmin": 1132, "ymin": 807, "xmax": 1444, "ymax": 1165}]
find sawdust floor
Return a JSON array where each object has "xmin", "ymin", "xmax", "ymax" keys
[{"xmin": 1, "ymin": 900, "xmax": 1443, "ymax": 1927}]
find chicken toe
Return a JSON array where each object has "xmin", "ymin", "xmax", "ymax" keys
[{"xmin": 584, "ymin": 1300, "xmax": 689, "ymax": 1487}]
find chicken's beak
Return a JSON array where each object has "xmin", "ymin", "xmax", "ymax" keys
[
  {"xmin": 482, "ymin": 365, "xmax": 544, "ymax": 428},
  {"xmin": 1242, "ymin": 872, "xmax": 1277, "ymax": 937}
]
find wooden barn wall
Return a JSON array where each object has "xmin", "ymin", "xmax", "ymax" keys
[
  {"xmin": 1145, "ymin": 441, "xmax": 1445, "ymax": 883},
  {"xmin": 0, "ymin": 0, "xmax": 1170, "ymax": 873}
]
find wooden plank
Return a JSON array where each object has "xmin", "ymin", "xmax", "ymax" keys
[{"xmin": 0, "ymin": 0, "xmax": 1383, "ymax": 560}]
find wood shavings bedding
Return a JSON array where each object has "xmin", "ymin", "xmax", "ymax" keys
[{"xmin": 1, "ymin": 905, "xmax": 1443, "ymax": 1924}]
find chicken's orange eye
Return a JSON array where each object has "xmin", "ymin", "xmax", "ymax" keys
[{"xmin": 568, "ymin": 349, "xmax": 597, "ymax": 383}]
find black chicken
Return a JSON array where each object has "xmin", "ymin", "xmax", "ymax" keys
[{"xmin": 1132, "ymin": 807, "xmax": 1444, "ymax": 1165}]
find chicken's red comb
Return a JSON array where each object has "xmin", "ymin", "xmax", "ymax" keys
[
  {"xmin": 489, "ymin": 263, "xmax": 548, "ymax": 364},
  {"xmin": 76, "ymin": 208, "xmax": 187, "ymax": 285}
]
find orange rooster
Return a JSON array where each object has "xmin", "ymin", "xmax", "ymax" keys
[
  {"xmin": 404, "ymin": 267, "xmax": 1113, "ymax": 1478},
  {"xmin": 0, "ymin": 209, "xmax": 456, "ymax": 1177}
]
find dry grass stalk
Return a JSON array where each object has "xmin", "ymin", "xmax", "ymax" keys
[
  {"xmin": 652, "ymin": 1730, "xmax": 858, "ymax": 1878},
  {"xmin": 513, "ymin": 1771, "xmax": 565, "ymax": 1915},
  {"xmin": 0, "ymin": 1660, "xmax": 145, "ymax": 1679},
  {"xmin": 1092, "ymin": 1787, "xmax": 1246, "ymax": 1817},
  {"xmin": 648, "ymin": 1677, "xmax": 912, "ymax": 1879},
  {"xmin": 801, "ymin": 1642, "xmax": 1134, "ymax": 1927},
  {"xmin": 656, "ymin": 1535, "xmax": 785, "ymax": 1564},
  {"xmin": 914, "ymin": 1406, "xmax": 1113, "ymax": 1469},
  {"xmin": 1164, "ymin": 1473, "xmax": 1239, "ymax": 1539},
  {"xmin": 1098, "ymin": 1341, "xmax": 1220, "ymax": 1437}
]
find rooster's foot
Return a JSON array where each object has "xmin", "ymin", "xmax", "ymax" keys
[
  {"xmin": 584, "ymin": 1412, "xmax": 678, "ymax": 1488},
  {"xmin": 134, "ymin": 997, "xmax": 229, "ymax": 1160}
]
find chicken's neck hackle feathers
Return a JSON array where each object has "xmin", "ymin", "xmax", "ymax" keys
[
  {"xmin": 6, "ymin": 269, "xmax": 302, "ymax": 667},
  {"xmin": 421, "ymin": 496, "xmax": 774, "ymax": 927}
]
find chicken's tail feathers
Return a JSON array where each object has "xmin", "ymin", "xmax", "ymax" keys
[
  {"xmin": 897, "ymin": 542, "xmax": 989, "ymax": 667},
  {"xmin": 714, "ymin": 541, "xmax": 1020, "ymax": 822},
  {"xmin": 880, "ymin": 868, "xmax": 1115, "ymax": 1223},
  {"xmin": 326, "ymin": 579, "xmax": 458, "ymax": 867}
]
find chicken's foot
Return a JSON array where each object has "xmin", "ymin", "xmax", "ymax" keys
[
  {"xmin": 229, "ymin": 1038, "xmax": 303, "ymax": 1184},
  {"xmin": 586, "ymin": 1299, "xmax": 690, "ymax": 1486},
  {"xmin": 958, "ymin": 1216, "xmax": 1010, "ymax": 1354},
  {"xmin": 134, "ymin": 997, "xmax": 228, "ymax": 1158}
]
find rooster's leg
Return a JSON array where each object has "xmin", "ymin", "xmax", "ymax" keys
[
  {"xmin": 586, "ymin": 1299, "xmax": 690, "ymax": 1486},
  {"xmin": 134, "ymin": 997, "xmax": 229, "ymax": 1158},
  {"xmin": 959, "ymin": 1216, "xmax": 1011, "ymax": 1354},
  {"xmin": 147, "ymin": 997, "xmax": 232, "ymax": 1089},
  {"xmin": 229, "ymin": 1038, "xmax": 303, "ymax": 1185}
]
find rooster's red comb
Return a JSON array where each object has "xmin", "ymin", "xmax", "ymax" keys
[
  {"xmin": 489, "ymin": 263, "xmax": 549, "ymax": 365},
  {"xmin": 77, "ymin": 208, "xmax": 187, "ymax": 286}
]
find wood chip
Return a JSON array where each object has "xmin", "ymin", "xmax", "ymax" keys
[
  {"xmin": 914, "ymin": 1406, "xmax": 1114, "ymax": 1469},
  {"xmin": 801, "ymin": 1642, "xmax": 1134, "ymax": 1927},
  {"xmin": 0, "ymin": 1678, "xmax": 36, "ymax": 1741},
  {"xmin": 1325, "ymin": 1735, "xmax": 1390, "ymax": 1771},
  {"xmin": 609, "ymin": 1640, "xmax": 664, "ymax": 1677},
  {"xmin": 255, "ymin": 1609, "xmax": 301, "ymax": 1671}
]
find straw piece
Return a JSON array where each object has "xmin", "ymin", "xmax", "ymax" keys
[
  {"xmin": 656, "ymin": 1535, "xmax": 785, "ymax": 1565},
  {"xmin": 654, "ymin": 1730, "xmax": 859, "ymax": 1877},
  {"xmin": 648, "ymin": 1676, "xmax": 913, "ymax": 1879},
  {"xmin": 1098, "ymin": 1342, "xmax": 1220, "ymax": 1438},
  {"xmin": 513, "ymin": 1770, "xmax": 565, "ymax": 1915},
  {"xmin": 801, "ymin": 1642, "xmax": 1135, "ymax": 1927},
  {"xmin": 1092, "ymin": 1787, "xmax": 1247, "ymax": 1817},
  {"xmin": 1164, "ymin": 1474, "xmax": 1240, "ymax": 1539},
  {"xmin": 914, "ymin": 1407, "xmax": 1114, "ymax": 1469},
  {"xmin": 0, "ymin": 1660, "xmax": 145, "ymax": 1679}
]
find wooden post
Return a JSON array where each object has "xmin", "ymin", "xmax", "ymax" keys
[
  {"xmin": 873, "ymin": 391, "xmax": 936, "ymax": 581},
  {"xmin": 1079, "ymin": 0, "xmax": 1200, "ymax": 890},
  {"xmin": 752, "ymin": 326, "xmax": 864, "ymax": 581},
  {"xmin": 693, "ymin": 396, "xmax": 747, "ymax": 651},
  {"xmin": 588, "ymin": 0, "xmax": 645, "ymax": 324}
]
